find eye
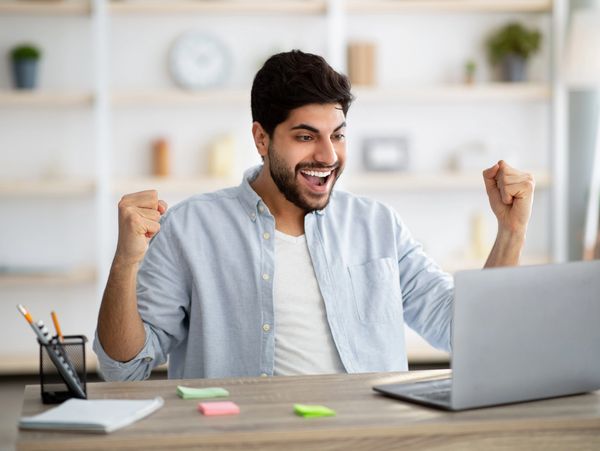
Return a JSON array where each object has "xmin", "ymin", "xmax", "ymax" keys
[
  {"xmin": 296, "ymin": 135, "xmax": 313, "ymax": 142},
  {"xmin": 333, "ymin": 133, "xmax": 345, "ymax": 141}
]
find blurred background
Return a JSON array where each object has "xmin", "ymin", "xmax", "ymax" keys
[{"xmin": 0, "ymin": 0, "xmax": 599, "ymax": 445}]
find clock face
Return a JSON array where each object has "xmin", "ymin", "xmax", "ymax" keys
[{"xmin": 169, "ymin": 32, "xmax": 230, "ymax": 89}]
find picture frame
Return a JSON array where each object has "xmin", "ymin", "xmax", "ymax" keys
[{"xmin": 362, "ymin": 137, "xmax": 410, "ymax": 171}]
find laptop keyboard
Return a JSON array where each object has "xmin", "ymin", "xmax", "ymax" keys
[
  {"xmin": 402, "ymin": 379, "xmax": 452, "ymax": 404},
  {"xmin": 374, "ymin": 378, "xmax": 453, "ymax": 407},
  {"xmin": 414, "ymin": 389, "xmax": 451, "ymax": 403}
]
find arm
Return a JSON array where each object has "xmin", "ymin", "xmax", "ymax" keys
[
  {"xmin": 396, "ymin": 215, "xmax": 454, "ymax": 352},
  {"xmin": 96, "ymin": 190, "xmax": 167, "ymax": 362},
  {"xmin": 482, "ymin": 160, "xmax": 535, "ymax": 268}
]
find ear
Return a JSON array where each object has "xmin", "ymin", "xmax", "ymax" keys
[{"xmin": 252, "ymin": 122, "xmax": 269, "ymax": 158}]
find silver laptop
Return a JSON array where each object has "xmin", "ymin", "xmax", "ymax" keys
[{"xmin": 373, "ymin": 260, "xmax": 600, "ymax": 411}]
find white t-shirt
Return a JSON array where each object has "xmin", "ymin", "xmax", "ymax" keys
[{"xmin": 273, "ymin": 230, "xmax": 346, "ymax": 376}]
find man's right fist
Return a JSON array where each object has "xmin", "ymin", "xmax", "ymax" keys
[{"xmin": 115, "ymin": 190, "xmax": 168, "ymax": 266}]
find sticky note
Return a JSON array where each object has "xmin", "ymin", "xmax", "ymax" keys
[
  {"xmin": 198, "ymin": 401, "xmax": 240, "ymax": 416},
  {"xmin": 176, "ymin": 386, "xmax": 229, "ymax": 400},
  {"xmin": 293, "ymin": 403, "xmax": 336, "ymax": 418}
]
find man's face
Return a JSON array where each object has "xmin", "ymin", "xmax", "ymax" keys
[{"xmin": 265, "ymin": 103, "xmax": 346, "ymax": 212}]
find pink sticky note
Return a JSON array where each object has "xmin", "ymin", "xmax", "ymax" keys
[{"xmin": 198, "ymin": 401, "xmax": 240, "ymax": 416}]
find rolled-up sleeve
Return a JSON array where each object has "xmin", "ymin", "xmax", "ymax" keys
[
  {"xmin": 93, "ymin": 323, "xmax": 161, "ymax": 381},
  {"xmin": 395, "ymin": 215, "xmax": 454, "ymax": 352}
]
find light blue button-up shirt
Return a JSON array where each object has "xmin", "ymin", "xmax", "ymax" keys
[{"xmin": 94, "ymin": 165, "xmax": 453, "ymax": 381}]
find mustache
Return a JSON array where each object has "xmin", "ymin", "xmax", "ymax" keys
[{"xmin": 295, "ymin": 162, "xmax": 340, "ymax": 172}]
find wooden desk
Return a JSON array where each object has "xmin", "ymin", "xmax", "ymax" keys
[{"xmin": 16, "ymin": 370, "xmax": 600, "ymax": 450}]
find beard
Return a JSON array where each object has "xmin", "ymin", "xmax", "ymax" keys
[{"xmin": 267, "ymin": 142, "xmax": 342, "ymax": 212}]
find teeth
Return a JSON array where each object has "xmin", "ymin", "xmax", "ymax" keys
[{"xmin": 301, "ymin": 169, "xmax": 332, "ymax": 178}]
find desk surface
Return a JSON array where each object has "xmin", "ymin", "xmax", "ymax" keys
[{"xmin": 16, "ymin": 370, "xmax": 600, "ymax": 450}]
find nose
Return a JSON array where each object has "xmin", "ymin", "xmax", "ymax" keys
[{"xmin": 314, "ymin": 137, "xmax": 338, "ymax": 167}]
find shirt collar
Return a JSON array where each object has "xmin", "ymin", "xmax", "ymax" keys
[{"xmin": 238, "ymin": 165, "xmax": 264, "ymax": 221}]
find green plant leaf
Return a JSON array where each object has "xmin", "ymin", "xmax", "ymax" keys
[
  {"xmin": 10, "ymin": 44, "xmax": 41, "ymax": 61},
  {"xmin": 486, "ymin": 22, "xmax": 541, "ymax": 65}
]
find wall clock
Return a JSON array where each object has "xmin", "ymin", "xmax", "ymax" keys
[{"xmin": 169, "ymin": 31, "xmax": 230, "ymax": 89}]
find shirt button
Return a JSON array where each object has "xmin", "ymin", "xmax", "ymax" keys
[
  {"xmin": 260, "ymin": 373, "xmax": 268, "ymax": 377},
  {"xmin": 262, "ymin": 323, "xmax": 271, "ymax": 332},
  {"xmin": 250, "ymin": 212, "xmax": 256, "ymax": 220},
  {"xmin": 263, "ymin": 232, "xmax": 270, "ymax": 240},
  {"xmin": 258, "ymin": 205, "xmax": 265, "ymax": 213},
  {"xmin": 262, "ymin": 273, "xmax": 270, "ymax": 281},
  {"xmin": 143, "ymin": 357, "xmax": 152, "ymax": 362}
]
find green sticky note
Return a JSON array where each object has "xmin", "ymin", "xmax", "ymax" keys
[
  {"xmin": 293, "ymin": 403, "xmax": 336, "ymax": 418},
  {"xmin": 176, "ymin": 386, "xmax": 229, "ymax": 400}
]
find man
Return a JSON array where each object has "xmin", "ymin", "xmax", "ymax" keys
[{"xmin": 94, "ymin": 50, "xmax": 534, "ymax": 381}]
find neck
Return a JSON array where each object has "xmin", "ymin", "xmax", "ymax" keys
[{"xmin": 250, "ymin": 167, "xmax": 306, "ymax": 236}]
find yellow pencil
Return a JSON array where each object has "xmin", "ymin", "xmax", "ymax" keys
[{"xmin": 51, "ymin": 310, "xmax": 64, "ymax": 342}]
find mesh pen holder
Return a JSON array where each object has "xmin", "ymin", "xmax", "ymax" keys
[{"xmin": 39, "ymin": 335, "xmax": 88, "ymax": 404}]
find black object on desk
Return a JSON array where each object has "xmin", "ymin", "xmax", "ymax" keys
[{"xmin": 39, "ymin": 335, "xmax": 87, "ymax": 404}]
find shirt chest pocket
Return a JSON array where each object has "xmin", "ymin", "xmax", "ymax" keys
[{"xmin": 347, "ymin": 258, "xmax": 402, "ymax": 324}]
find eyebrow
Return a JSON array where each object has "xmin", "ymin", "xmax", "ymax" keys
[{"xmin": 290, "ymin": 122, "xmax": 346, "ymax": 134}]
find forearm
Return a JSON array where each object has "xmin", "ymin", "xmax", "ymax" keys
[
  {"xmin": 484, "ymin": 228, "xmax": 526, "ymax": 268},
  {"xmin": 97, "ymin": 257, "xmax": 146, "ymax": 362}
]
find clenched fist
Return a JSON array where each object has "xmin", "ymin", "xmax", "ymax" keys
[
  {"xmin": 483, "ymin": 160, "xmax": 535, "ymax": 236},
  {"xmin": 115, "ymin": 190, "xmax": 168, "ymax": 266}
]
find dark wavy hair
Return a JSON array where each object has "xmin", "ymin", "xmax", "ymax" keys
[{"xmin": 251, "ymin": 50, "xmax": 354, "ymax": 137}]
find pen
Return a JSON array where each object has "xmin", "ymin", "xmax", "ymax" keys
[
  {"xmin": 51, "ymin": 310, "xmax": 64, "ymax": 342},
  {"xmin": 17, "ymin": 304, "xmax": 49, "ymax": 345}
]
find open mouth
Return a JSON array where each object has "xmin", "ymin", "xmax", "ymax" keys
[{"xmin": 299, "ymin": 168, "xmax": 335, "ymax": 189}]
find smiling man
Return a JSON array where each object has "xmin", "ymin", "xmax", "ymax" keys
[{"xmin": 94, "ymin": 50, "xmax": 535, "ymax": 381}]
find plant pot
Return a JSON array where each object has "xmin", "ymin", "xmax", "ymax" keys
[
  {"xmin": 501, "ymin": 54, "xmax": 527, "ymax": 82},
  {"xmin": 12, "ymin": 58, "xmax": 38, "ymax": 89}
]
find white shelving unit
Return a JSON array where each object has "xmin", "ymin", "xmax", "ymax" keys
[
  {"xmin": 0, "ymin": 267, "xmax": 96, "ymax": 287},
  {"xmin": 0, "ymin": 0, "xmax": 567, "ymax": 372},
  {"xmin": 0, "ymin": 179, "xmax": 95, "ymax": 197},
  {"xmin": 353, "ymin": 83, "xmax": 551, "ymax": 103},
  {"xmin": 111, "ymin": 176, "xmax": 237, "ymax": 195},
  {"xmin": 109, "ymin": 0, "xmax": 327, "ymax": 14},
  {"xmin": 343, "ymin": 170, "xmax": 551, "ymax": 192},
  {"xmin": 0, "ymin": 91, "xmax": 93, "ymax": 107},
  {"xmin": 110, "ymin": 83, "xmax": 551, "ymax": 107},
  {"xmin": 347, "ymin": 0, "xmax": 552, "ymax": 13},
  {"xmin": 0, "ymin": 0, "xmax": 91, "ymax": 15},
  {"xmin": 111, "ymin": 170, "xmax": 552, "ymax": 196},
  {"xmin": 111, "ymin": 89, "xmax": 249, "ymax": 107}
]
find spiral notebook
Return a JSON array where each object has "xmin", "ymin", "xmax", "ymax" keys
[{"xmin": 19, "ymin": 397, "xmax": 164, "ymax": 433}]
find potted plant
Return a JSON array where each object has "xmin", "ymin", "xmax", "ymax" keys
[
  {"xmin": 464, "ymin": 59, "xmax": 477, "ymax": 84},
  {"xmin": 10, "ymin": 43, "xmax": 42, "ymax": 89},
  {"xmin": 486, "ymin": 22, "xmax": 541, "ymax": 82}
]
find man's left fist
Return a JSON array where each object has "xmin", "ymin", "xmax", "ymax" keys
[{"xmin": 483, "ymin": 160, "xmax": 535, "ymax": 235}]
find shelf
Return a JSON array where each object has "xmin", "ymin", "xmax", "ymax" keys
[
  {"xmin": 0, "ymin": 0, "xmax": 91, "ymax": 15},
  {"xmin": 0, "ymin": 354, "xmax": 98, "ymax": 375},
  {"xmin": 111, "ymin": 176, "xmax": 238, "ymax": 195},
  {"xmin": 111, "ymin": 171, "xmax": 550, "ymax": 196},
  {"xmin": 0, "ymin": 0, "xmax": 550, "ymax": 15},
  {"xmin": 0, "ymin": 266, "xmax": 96, "ymax": 287},
  {"xmin": 0, "ymin": 179, "xmax": 95, "ymax": 197},
  {"xmin": 0, "ymin": 356, "xmax": 164, "ymax": 375},
  {"xmin": 110, "ymin": 0, "xmax": 326, "ymax": 15},
  {"xmin": 112, "ymin": 89, "xmax": 249, "ymax": 107},
  {"xmin": 343, "ymin": 170, "xmax": 550, "ymax": 192},
  {"xmin": 347, "ymin": 0, "xmax": 552, "ymax": 13},
  {"xmin": 112, "ymin": 84, "xmax": 549, "ymax": 107},
  {"xmin": 0, "ymin": 91, "xmax": 94, "ymax": 108},
  {"xmin": 353, "ymin": 83, "xmax": 551, "ymax": 104}
]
